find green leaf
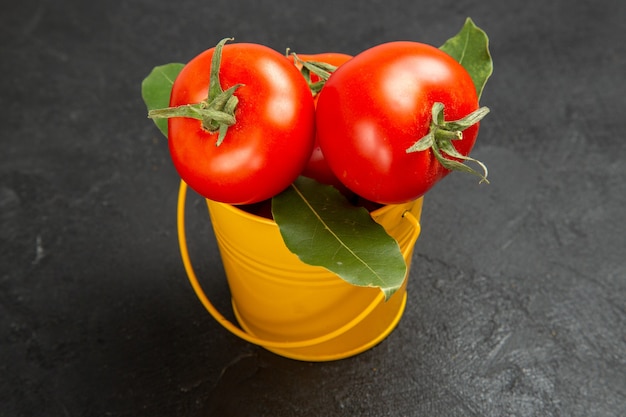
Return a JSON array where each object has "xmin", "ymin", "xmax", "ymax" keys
[
  {"xmin": 439, "ymin": 17, "xmax": 493, "ymax": 100},
  {"xmin": 272, "ymin": 177, "xmax": 407, "ymax": 300},
  {"xmin": 141, "ymin": 63, "xmax": 184, "ymax": 137}
]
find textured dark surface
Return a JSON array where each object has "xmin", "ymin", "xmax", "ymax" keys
[{"xmin": 1, "ymin": 0, "xmax": 625, "ymax": 416}]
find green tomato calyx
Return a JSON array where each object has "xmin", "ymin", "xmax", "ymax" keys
[
  {"xmin": 147, "ymin": 37, "xmax": 242, "ymax": 146},
  {"xmin": 290, "ymin": 52, "xmax": 338, "ymax": 96},
  {"xmin": 406, "ymin": 102, "xmax": 490, "ymax": 183}
]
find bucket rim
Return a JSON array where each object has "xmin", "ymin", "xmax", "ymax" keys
[{"xmin": 207, "ymin": 195, "xmax": 419, "ymax": 226}]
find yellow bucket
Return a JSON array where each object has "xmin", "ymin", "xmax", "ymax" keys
[{"xmin": 177, "ymin": 180, "xmax": 423, "ymax": 361}]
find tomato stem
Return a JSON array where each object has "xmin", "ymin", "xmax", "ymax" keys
[
  {"xmin": 291, "ymin": 53, "xmax": 338, "ymax": 96},
  {"xmin": 406, "ymin": 102, "xmax": 490, "ymax": 183},
  {"xmin": 147, "ymin": 37, "xmax": 242, "ymax": 146}
]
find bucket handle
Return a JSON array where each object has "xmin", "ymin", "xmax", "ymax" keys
[{"xmin": 177, "ymin": 180, "xmax": 419, "ymax": 349}]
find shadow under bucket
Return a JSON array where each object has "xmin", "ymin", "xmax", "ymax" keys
[{"xmin": 178, "ymin": 180, "xmax": 423, "ymax": 361}]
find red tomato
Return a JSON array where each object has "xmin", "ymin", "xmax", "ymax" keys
[
  {"xmin": 289, "ymin": 53, "xmax": 352, "ymax": 189},
  {"xmin": 315, "ymin": 42, "xmax": 481, "ymax": 204},
  {"xmin": 168, "ymin": 42, "xmax": 315, "ymax": 204}
]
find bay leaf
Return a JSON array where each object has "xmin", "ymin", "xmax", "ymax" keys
[
  {"xmin": 272, "ymin": 177, "xmax": 407, "ymax": 300},
  {"xmin": 440, "ymin": 17, "xmax": 493, "ymax": 100},
  {"xmin": 141, "ymin": 63, "xmax": 184, "ymax": 137}
]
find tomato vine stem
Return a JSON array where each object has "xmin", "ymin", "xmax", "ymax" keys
[
  {"xmin": 406, "ymin": 102, "xmax": 490, "ymax": 183},
  {"xmin": 290, "ymin": 53, "xmax": 339, "ymax": 96},
  {"xmin": 147, "ymin": 37, "xmax": 242, "ymax": 146}
]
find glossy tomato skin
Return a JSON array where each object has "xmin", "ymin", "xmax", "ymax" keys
[
  {"xmin": 168, "ymin": 43, "xmax": 315, "ymax": 205},
  {"xmin": 290, "ymin": 53, "xmax": 353, "ymax": 190},
  {"xmin": 315, "ymin": 42, "xmax": 479, "ymax": 205}
]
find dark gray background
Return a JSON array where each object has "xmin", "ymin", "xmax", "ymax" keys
[{"xmin": 1, "ymin": 0, "xmax": 625, "ymax": 416}]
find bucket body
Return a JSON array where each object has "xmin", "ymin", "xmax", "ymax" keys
[{"xmin": 205, "ymin": 197, "xmax": 423, "ymax": 361}]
